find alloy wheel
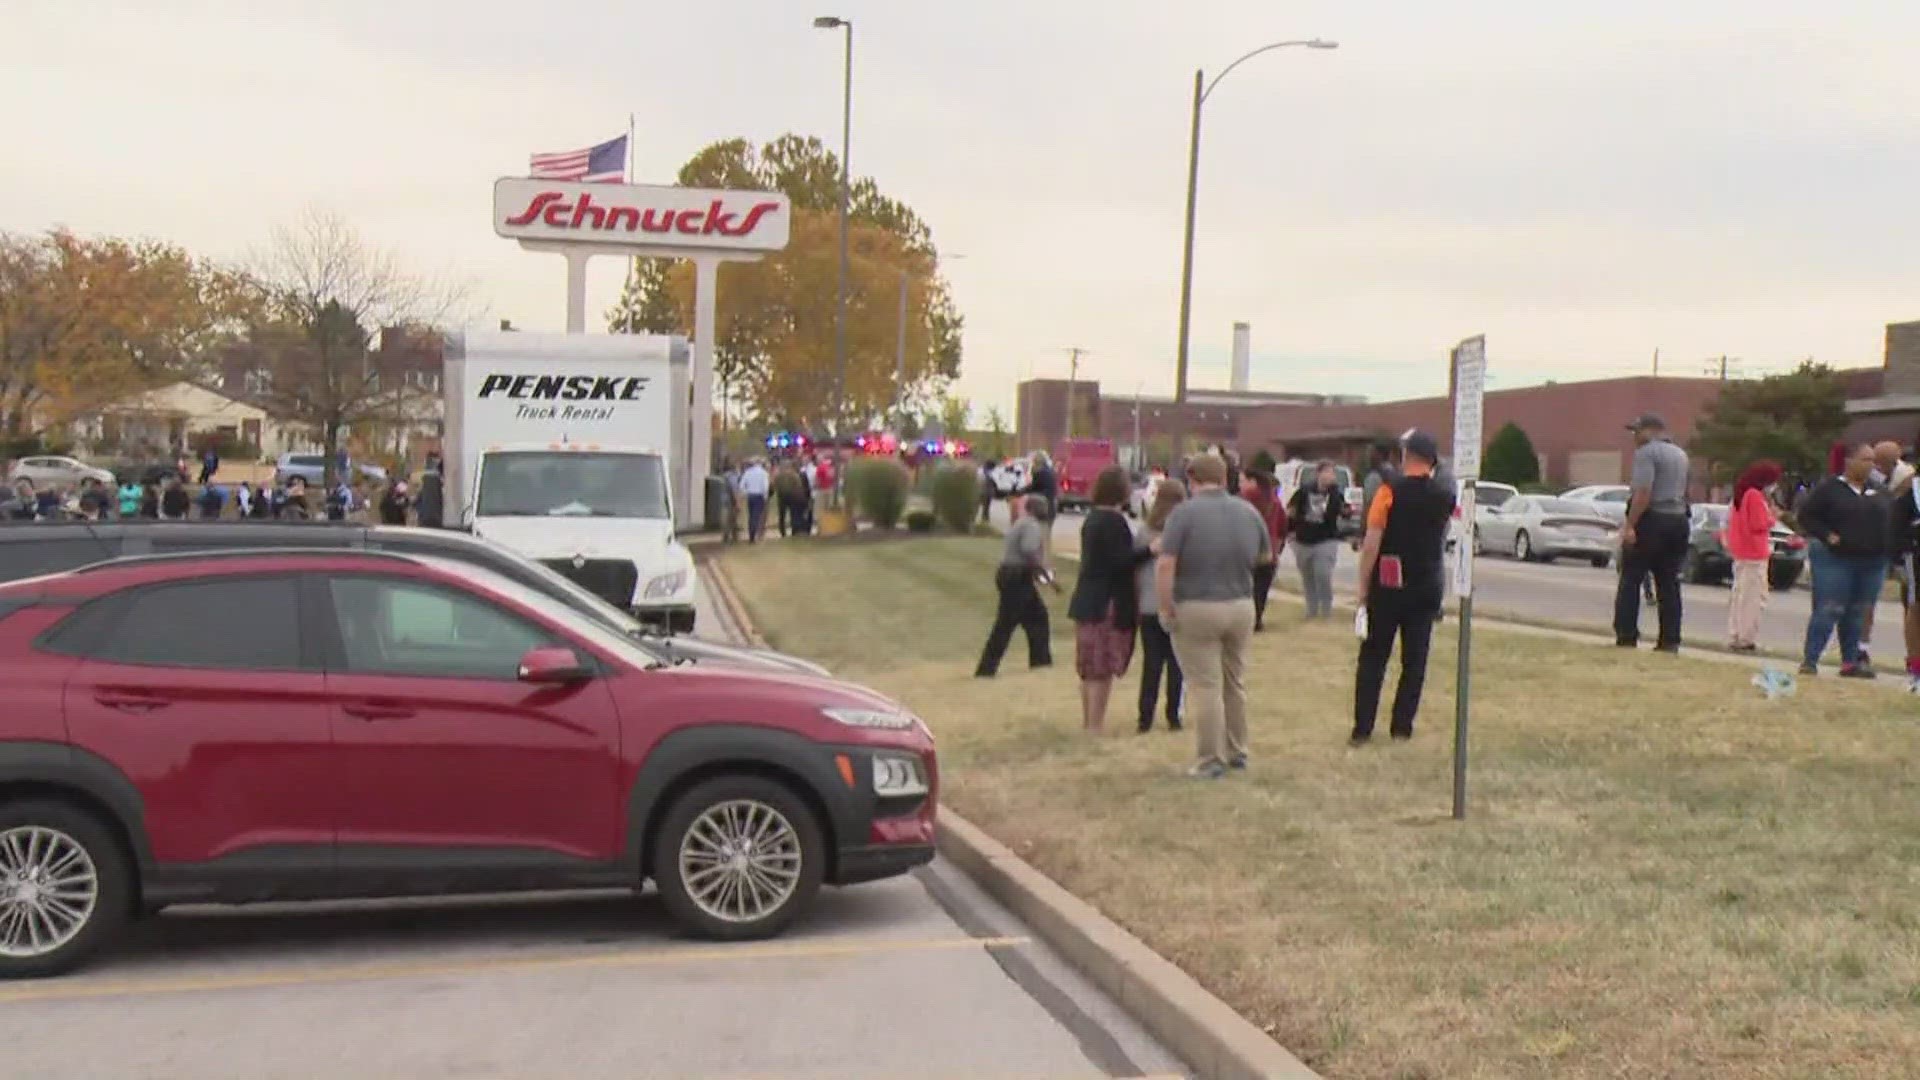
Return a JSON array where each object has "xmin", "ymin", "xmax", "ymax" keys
[
  {"xmin": 676, "ymin": 799, "xmax": 804, "ymax": 925},
  {"xmin": 0, "ymin": 826, "xmax": 99, "ymax": 959},
  {"xmin": 1515, "ymin": 531, "xmax": 1532, "ymax": 560}
]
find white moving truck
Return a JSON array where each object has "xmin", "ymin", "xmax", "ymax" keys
[{"xmin": 443, "ymin": 330, "xmax": 698, "ymax": 632}]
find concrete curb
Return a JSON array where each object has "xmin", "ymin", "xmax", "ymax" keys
[
  {"xmin": 702, "ymin": 554, "xmax": 1322, "ymax": 1080},
  {"xmin": 937, "ymin": 814, "xmax": 1321, "ymax": 1080}
]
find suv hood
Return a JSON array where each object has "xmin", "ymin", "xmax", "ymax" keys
[
  {"xmin": 646, "ymin": 634, "xmax": 831, "ymax": 678},
  {"xmin": 473, "ymin": 516, "xmax": 676, "ymax": 561}
]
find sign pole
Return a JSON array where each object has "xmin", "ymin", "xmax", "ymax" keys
[{"xmin": 1448, "ymin": 335, "xmax": 1487, "ymax": 821}]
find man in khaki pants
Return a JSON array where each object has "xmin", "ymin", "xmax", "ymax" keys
[{"xmin": 1154, "ymin": 453, "xmax": 1272, "ymax": 779}]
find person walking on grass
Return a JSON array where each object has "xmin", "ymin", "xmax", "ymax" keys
[
  {"xmin": 1155, "ymin": 453, "xmax": 1271, "ymax": 778},
  {"xmin": 740, "ymin": 458, "xmax": 771, "ymax": 543},
  {"xmin": 1288, "ymin": 461, "xmax": 1347, "ymax": 618},
  {"xmin": 1614, "ymin": 412, "xmax": 1691, "ymax": 652},
  {"xmin": 1352, "ymin": 431, "xmax": 1454, "ymax": 746},
  {"xmin": 1134, "ymin": 478, "xmax": 1187, "ymax": 732},
  {"xmin": 976, "ymin": 493, "xmax": 1057, "ymax": 677},
  {"xmin": 1796, "ymin": 443, "xmax": 1891, "ymax": 678},
  {"xmin": 1066, "ymin": 466, "xmax": 1150, "ymax": 735},
  {"xmin": 1241, "ymin": 468, "xmax": 1286, "ymax": 631},
  {"xmin": 1724, "ymin": 460, "xmax": 1782, "ymax": 652}
]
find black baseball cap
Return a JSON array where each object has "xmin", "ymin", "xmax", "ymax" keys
[
  {"xmin": 1399, "ymin": 428, "xmax": 1440, "ymax": 463},
  {"xmin": 1625, "ymin": 412, "xmax": 1667, "ymax": 432}
]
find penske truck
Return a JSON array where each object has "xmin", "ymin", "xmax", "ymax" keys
[{"xmin": 442, "ymin": 330, "xmax": 697, "ymax": 632}]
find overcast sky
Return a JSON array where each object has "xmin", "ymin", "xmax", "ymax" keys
[{"xmin": 7, "ymin": 0, "xmax": 1917, "ymax": 417}]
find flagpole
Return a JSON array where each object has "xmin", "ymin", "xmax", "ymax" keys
[{"xmin": 624, "ymin": 113, "xmax": 638, "ymax": 295}]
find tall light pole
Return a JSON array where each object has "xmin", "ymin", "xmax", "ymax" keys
[
  {"xmin": 1173, "ymin": 37, "xmax": 1337, "ymax": 404},
  {"xmin": 814, "ymin": 15, "xmax": 853, "ymax": 495}
]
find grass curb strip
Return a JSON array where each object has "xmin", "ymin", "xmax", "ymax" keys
[
  {"xmin": 936, "ymin": 812, "xmax": 1322, "ymax": 1080},
  {"xmin": 703, "ymin": 553, "xmax": 1321, "ymax": 1079}
]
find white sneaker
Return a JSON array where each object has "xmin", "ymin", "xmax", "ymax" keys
[{"xmin": 1907, "ymin": 674, "xmax": 1920, "ymax": 695}]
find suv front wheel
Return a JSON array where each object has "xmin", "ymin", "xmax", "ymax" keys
[
  {"xmin": 653, "ymin": 776, "xmax": 825, "ymax": 941},
  {"xmin": 0, "ymin": 802, "xmax": 132, "ymax": 978}
]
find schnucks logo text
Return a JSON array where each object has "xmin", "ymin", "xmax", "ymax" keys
[{"xmin": 502, "ymin": 192, "xmax": 783, "ymax": 238}]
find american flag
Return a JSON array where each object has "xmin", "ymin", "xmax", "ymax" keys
[{"xmin": 528, "ymin": 135, "xmax": 628, "ymax": 183}]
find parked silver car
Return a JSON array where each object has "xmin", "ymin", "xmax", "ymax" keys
[
  {"xmin": 1475, "ymin": 495, "xmax": 1619, "ymax": 566},
  {"xmin": 7, "ymin": 454, "xmax": 115, "ymax": 490}
]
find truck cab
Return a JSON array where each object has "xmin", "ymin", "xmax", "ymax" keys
[{"xmin": 467, "ymin": 442, "xmax": 696, "ymax": 632}]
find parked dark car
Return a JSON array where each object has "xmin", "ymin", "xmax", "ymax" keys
[
  {"xmin": 0, "ymin": 550, "xmax": 936, "ymax": 975},
  {"xmin": 1685, "ymin": 503, "xmax": 1807, "ymax": 590},
  {"xmin": 0, "ymin": 521, "xmax": 825, "ymax": 676}
]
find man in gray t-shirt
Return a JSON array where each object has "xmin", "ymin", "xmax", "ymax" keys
[
  {"xmin": 1154, "ymin": 454, "xmax": 1270, "ymax": 778},
  {"xmin": 1615, "ymin": 412, "xmax": 1691, "ymax": 650}
]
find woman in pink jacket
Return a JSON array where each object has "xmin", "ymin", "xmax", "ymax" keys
[{"xmin": 1724, "ymin": 460, "xmax": 1782, "ymax": 651}]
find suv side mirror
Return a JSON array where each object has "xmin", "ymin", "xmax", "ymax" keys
[{"xmin": 517, "ymin": 646, "xmax": 591, "ymax": 684}]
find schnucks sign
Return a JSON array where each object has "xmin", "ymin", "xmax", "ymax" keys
[{"xmin": 493, "ymin": 178, "xmax": 792, "ymax": 252}]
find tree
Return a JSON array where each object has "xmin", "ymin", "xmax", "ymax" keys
[
  {"xmin": 1482, "ymin": 422, "xmax": 1541, "ymax": 486},
  {"xmin": 937, "ymin": 395, "xmax": 971, "ymax": 440},
  {"xmin": 1690, "ymin": 362, "xmax": 1849, "ymax": 481},
  {"xmin": 607, "ymin": 135, "xmax": 962, "ymax": 429},
  {"xmin": 0, "ymin": 229, "xmax": 253, "ymax": 437},
  {"xmin": 245, "ymin": 211, "xmax": 464, "ymax": 486},
  {"xmin": 981, "ymin": 406, "xmax": 1011, "ymax": 460}
]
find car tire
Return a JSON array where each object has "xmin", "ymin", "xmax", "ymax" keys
[
  {"xmin": 0, "ymin": 801, "xmax": 133, "ymax": 979},
  {"xmin": 1687, "ymin": 554, "xmax": 1713, "ymax": 586},
  {"xmin": 1769, "ymin": 565, "xmax": 1803, "ymax": 592},
  {"xmin": 1514, "ymin": 531, "xmax": 1534, "ymax": 561},
  {"xmin": 1590, "ymin": 556, "xmax": 1610, "ymax": 569},
  {"xmin": 652, "ymin": 776, "xmax": 826, "ymax": 941}
]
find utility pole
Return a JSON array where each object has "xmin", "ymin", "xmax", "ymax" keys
[
  {"xmin": 1132, "ymin": 386, "xmax": 1143, "ymax": 468},
  {"xmin": 1652, "ymin": 347, "xmax": 1660, "ymax": 377},
  {"xmin": 1060, "ymin": 346, "xmax": 1089, "ymax": 441}
]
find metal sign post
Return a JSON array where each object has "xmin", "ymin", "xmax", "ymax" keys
[{"xmin": 1449, "ymin": 335, "xmax": 1487, "ymax": 820}]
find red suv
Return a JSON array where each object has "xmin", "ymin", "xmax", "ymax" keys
[{"xmin": 0, "ymin": 550, "xmax": 936, "ymax": 976}]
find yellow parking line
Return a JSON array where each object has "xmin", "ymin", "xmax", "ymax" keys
[{"xmin": 0, "ymin": 934, "xmax": 1029, "ymax": 1005}]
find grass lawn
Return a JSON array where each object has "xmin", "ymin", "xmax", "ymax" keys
[{"xmin": 722, "ymin": 537, "xmax": 1920, "ymax": 1080}]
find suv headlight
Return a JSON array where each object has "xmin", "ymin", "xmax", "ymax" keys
[
  {"xmin": 872, "ymin": 753, "xmax": 930, "ymax": 797},
  {"xmin": 643, "ymin": 569, "xmax": 688, "ymax": 598},
  {"xmin": 821, "ymin": 707, "xmax": 916, "ymax": 731}
]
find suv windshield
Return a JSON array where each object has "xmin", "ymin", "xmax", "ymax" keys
[{"xmin": 476, "ymin": 451, "xmax": 670, "ymax": 519}]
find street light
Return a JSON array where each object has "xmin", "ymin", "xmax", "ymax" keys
[
  {"xmin": 1172, "ymin": 37, "xmax": 1337, "ymax": 404},
  {"xmin": 814, "ymin": 15, "xmax": 853, "ymax": 497}
]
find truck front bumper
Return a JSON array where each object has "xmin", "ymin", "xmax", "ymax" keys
[{"xmin": 634, "ymin": 604, "xmax": 696, "ymax": 633}]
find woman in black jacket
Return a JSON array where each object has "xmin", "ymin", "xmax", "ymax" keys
[
  {"xmin": 1796, "ymin": 443, "xmax": 1892, "ymax": 676},
  {"xmin": 1067, "ymin": 465, "xmax": 1152, "ymax": 734}
]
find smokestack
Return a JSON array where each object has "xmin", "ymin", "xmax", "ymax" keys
[{"xmin": 1230, "ymin": 322, "xmax": 1251, "ymax": 392}]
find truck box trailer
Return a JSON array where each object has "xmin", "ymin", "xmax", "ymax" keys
[{"xmin": 443, "ymin": 331, "xmax": 697, "ymax": 632}]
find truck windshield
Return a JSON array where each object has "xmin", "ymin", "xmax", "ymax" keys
[{"xmin": 476, "ymin": 451, "xmax": 671, "ymax": 519}]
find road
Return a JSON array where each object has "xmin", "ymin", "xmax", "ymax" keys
[
  {"xmin": 998, "ymin": 502, "xmax": 1904, "ymax": 659},
  {"xmin": 0, "ymin": 575, "xmax": 1187, "ymax": 1080}
]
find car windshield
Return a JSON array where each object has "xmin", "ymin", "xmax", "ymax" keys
[
  {"xmin": 415, "ymin": 556, "xmax": 664, "ymax": 670},
  {"xmin": 476, "ymin": 451, "xmax": 670, "ymax": 519},
  {"xmin": 289, "ymin": 455, "xmax": 324, "ymax": 467},
  {"xmin": 1699, "ymin": 506, "xmax": 1729, "ymax": 527},
  {"xmin": 1538, "ymin": 499, "xmax": 1598, "ymax": 515}
]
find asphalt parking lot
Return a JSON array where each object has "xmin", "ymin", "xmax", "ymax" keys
[{"xmin": 0, "ymin": 577, "xmax": 1187, "ymax": 1080}]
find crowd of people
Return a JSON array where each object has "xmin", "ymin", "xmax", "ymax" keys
[
  {"xmin": 1, "ymin": 450, "xmax": 445, "ymax": 529},
  {"xmin": 725, "ymin": 453, "xmax": 838, "ymax": 544},
  {"xmin": 974, "ymin": 431, "xmax": 1458, "ymax": 776},
  {"xmin": 970, "ymin": 412, "xmax": 1920, "ymax": 779}
]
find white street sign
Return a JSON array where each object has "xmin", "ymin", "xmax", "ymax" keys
[
  {"xmin": 1450, "ymin": 335, "xmax": 1487, "ymax": 598},
  {"xmin": 1453, "ymin": 482, "xmax": 1476, "ymax": 597}
]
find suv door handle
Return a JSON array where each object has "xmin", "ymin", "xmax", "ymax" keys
[
  {"xmin": 341, "ymin": 700, "xmax": 414, "ymax": 721},
  {"xmin": 94, "ymin": 691, "xmax": 168, "ymax": 713}
]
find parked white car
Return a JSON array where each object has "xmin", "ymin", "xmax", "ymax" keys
[
  {"xmin": 1560, "ymin": 484, "xmax": 1632, "ymax": 524},
  {"xmin": 7, "ymin": 454, "xmax": 115, "ymax": 490},
  {"xmin": 1447, "ymin": 480, "xmax": 1520, "ymax": 551}
]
